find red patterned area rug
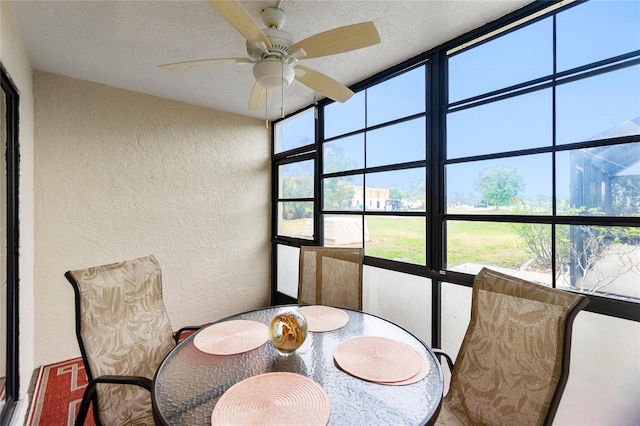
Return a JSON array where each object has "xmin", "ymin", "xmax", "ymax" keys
[{"xmin": 26, "ymin": 357, "xmax": 96, "ymax": 426}]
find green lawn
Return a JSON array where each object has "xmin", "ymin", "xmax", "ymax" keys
[
  {"xmin": 446, "ymin": 220, "xmax": 527, "ymax": 269},
  {"xmin": 281, "ymin": 213, "xmax": 529, "ymax": 268},
  {"xmin": 279, "ymin": 218, "xmax": 308, "ymax": 238},
  {"xmin": 365, "ymin": 217, "xmax": 426, "ymax": 264}
]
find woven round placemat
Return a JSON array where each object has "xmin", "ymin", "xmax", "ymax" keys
[
  {"xmin": 381, "ymin": 346, "xmax": 430, "ymax": 386},
  {"xmin": 298, "ymin": 305, "xmax": 349, "ymax": 332},
  {"xmin": 211, "ymin": 372, "xmax": 331, "ymax": 426},
  {"xmin": 333, "ymin": 336, "xmax": 422, "ymax": 383},
  {"xmin": 193, "ymin": 320, "xmax": 269, "ymax": 355}
]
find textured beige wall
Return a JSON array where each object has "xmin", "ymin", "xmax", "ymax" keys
[
  {"xmin": 34, "ymin": 72, "xmax": 271, "ymax": 365},
  {"xmin": 1, "ymin": 0, "xmax": 36, "ymax": 406}
]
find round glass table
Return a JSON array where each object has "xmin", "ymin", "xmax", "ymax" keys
[{"xmin": 152, "ymin": 305, "xmax": 443, "ymax": 425}]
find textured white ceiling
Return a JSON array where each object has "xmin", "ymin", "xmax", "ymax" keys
[{"xmin": 11, "ymin": 0, "xmax": 532, "ymax": 121}]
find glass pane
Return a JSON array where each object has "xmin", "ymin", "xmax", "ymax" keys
[
  {"xmin": 556, "ymin": 225, "xmax": 640, "ymax": 301},
  {"xmin": 557, "ymin": 0, "xmax": 640, "ymax": 72},
  {"xmin": 367, "ymin": 66, "xmax": 426, "ymax": 126},
  {"xmin": 324, "ymin": 91, "xmax": 365, "ymax": 139},
  {"xmin": 448, "ymin": 17, "xmax": 552, "ymax": 103},
  {"xmin": 365, "ymin": 168, "xmax": 426, "ymax": 212},
  {"xmin": 556, "ymin": 64, "xmax": 640, "ymax": 145},
  {"xmin": 274, "ymin": 108, "xmax": 315, "ymax": 154},
  {"xmin": 323, "ymin": 175, "xmax": 363, "ymax": 211},
  {"xmin": 446, "ymin": 154, "xmax": 552, "ymax": 215},
  {"xmin": 323, "ymin": 134, "xmax": 364, "ymax": 173},
  {"xmin": 365, "ymin": 216, "xmax": 426, "ymax": 265},
  {"xmin": 276, "ymin": 244, "xmax": 300, "ymax": 298},
  {"xmin": 322, "ymin": 214, "xmax": 365, "ymax": 247},
  {"xmin": 363, "ymin": 266, "xmax": 432, "ymax": 345},
  {"xmin": 277, "ymin": 201, "xmax": 314, "ymax": 239},
  {"xmin": 556, "ymin": 142, "xmax": 640, "ymax": 216},
  {"xmin": 441, "ymin": 282, "xmax": 472, "ymax": 369},
  {"xmin": 447, "ymin": 89, "xmax": 551, "ymax": 159},
  {"xmin": 279, "ymin": 160, "xmax": 313, "ymax": 198},
  {"xmin": 446, "ymin": 220, "xmax": 553, "ymax": 284},
  {"xmin": 366, "ymin": 118, "xmax": 426, "ymax": 168}
]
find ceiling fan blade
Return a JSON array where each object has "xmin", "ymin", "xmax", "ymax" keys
[
  {"xmin": 290, "ymin": 22, "xmax": 380, "ymax": 60},
  {"xmin": 295, "ymin": 65, "xmax": 354, "ymax": 103},
  {"xmin": 248, "ymin": 82, "xmax": 271, "ymax": 110},
  {"xmin": 159, "ymin": 58, "xmax": 251, "ymax": 71},
  {"xmin": 208, "ymin": 0, "xmax": 272, "ymax": 50}
]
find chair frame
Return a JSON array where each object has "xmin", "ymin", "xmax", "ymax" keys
[
  {"xmin": 542, "ymin": 290, "xmax": 588, "ymax": 425},
  {"xmin": 435, "ymin": 268, "xmax": 588, "ymax": 426},
  {"xmin": 65, "ymin": 260, "xmax": 198, "ymax": 426},
  {"xmin": 298, "ymin": 246, "xmax": 363, "ymax": 310}
]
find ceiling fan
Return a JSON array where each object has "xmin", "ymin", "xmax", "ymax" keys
[{"xmin": 159, "ymin": 0, "xmax": 380, "ymax": 112}]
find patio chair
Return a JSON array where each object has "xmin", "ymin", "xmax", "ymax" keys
[
  {"xmin": 298, "ymin": 246, "xmax": 363, "ymax": 310},
  {"xmin": 434, "ymin": 267, "xmax": 588, "ymax": 426},
  {"xmin": 65, "ymin": 255, "xmax": 199, "ymax": 426}
]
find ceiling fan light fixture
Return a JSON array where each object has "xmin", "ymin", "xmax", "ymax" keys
[{"xmin": 253, "ymin": 58, "xmax": 295, "ymax": 89}]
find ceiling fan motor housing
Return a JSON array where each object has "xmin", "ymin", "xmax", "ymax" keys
[
  {"xmin": 263, "ymin": 28, "xmax": 294, "ymax": 56},
  {"xmin": 246, "ymin": 27, "xmax": 295, "ymax": 62}
]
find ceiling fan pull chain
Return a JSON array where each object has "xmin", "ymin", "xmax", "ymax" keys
[
  {"xmin": 314, "ymin": 92, "xmax": 318, "ymax": 119},
  {"xmin": 280, "ymin": 60, "xmax": 285, "ymax": 119}
]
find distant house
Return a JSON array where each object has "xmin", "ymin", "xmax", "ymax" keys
[{"xmin": 352, "ymin": 186, "xmax": 390, "ymax": 210}]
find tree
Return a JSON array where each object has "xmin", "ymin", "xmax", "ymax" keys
[
  {"xmin": 324, "ymin": 177, "xmax": 356, "ymax": 209},
  {"xmin": 281, "ymin": 164, "xmax": 313, "ymax": 220},
  {"xmin": 323, "ymin": 145, "xmax": 357, "ymax": 209},
  {"xmin": 512, "ymin": 204, "xmax": 640, "ymax": 297},
  {"xmin": 474, "ymin": 167, "xmax": 524, "ymax": 209},
  {"xmin": 324, "ymin": 145, "xmax": 357, "ymax": 174},
  {"xmin": 558, "ymin": 223, "xmax": 640, "ymax": 295},
  {"xmin": 409, "ymin": 181, "xmax": 427, "ymax": 209},
  {"xmin": 389, "ymin": 186, "xmax": 407, "ymax": 201},
  {"xmin": 611, "ymin": 175, "xmax": 640, "ymax": 216}
]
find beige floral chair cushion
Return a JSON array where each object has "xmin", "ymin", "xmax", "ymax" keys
[
  {"xmin": 298, "ymin": 246, "xmax": 363, "ymax": 310},
  {"xmin": 436, "ymin": 268, "xmax": 588, "ymax": 426},
  {"xmin": 66, "ymin": 255, "xmax": 177, "ymax": 426}
]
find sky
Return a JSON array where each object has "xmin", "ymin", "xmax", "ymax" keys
[{"xmin": 277, "ymin": 0, "xmax": 640, "ymax": 204}]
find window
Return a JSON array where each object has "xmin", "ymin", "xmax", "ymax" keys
[
  {"xmin": 447, "ymin": 89, "xmax": 552, "ymax": 158},
  {"xmin": 448, "ymin": 17, "xmax": 552, "ymax": 103},
  {"xmin": 274, "ymin": 107, "xmax": 315, "ymax": 154},
  {"xmin": 272, "ymin": 0, "xmax": 640, "ymax": 320},
  {"xmin": 445, "ymin": 0, "xmax": 640, "ymax": 302},
  {"xmin": 273, "ymin": 108, "xmax": 317, "ymax": 241},
  {"xmin": 277, "ymin": 160, "xmax": 314, "ymax": 238},
  {"xmin": 322, "ymin": 64, "xmax": 427, "ymax": 265}
]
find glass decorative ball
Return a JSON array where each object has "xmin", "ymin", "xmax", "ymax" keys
[{"xmin": 269, "ymin": 309, "xmax": 308, "ymax": 354}]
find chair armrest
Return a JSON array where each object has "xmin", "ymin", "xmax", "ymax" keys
[
  {"xmin": 91, "ymin": 374, "xmax": 153, "ymax": 390},
  {"xmin": 174, "ymin": 326, "xmax": 203, "ymax": 343},
  {"xmin": 431, "ymin": 348, "xmax": 454, "ymax": 373},
  {"xmin": 75, "ymin": 375, "xmax": 153, "ymax": 426}
]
